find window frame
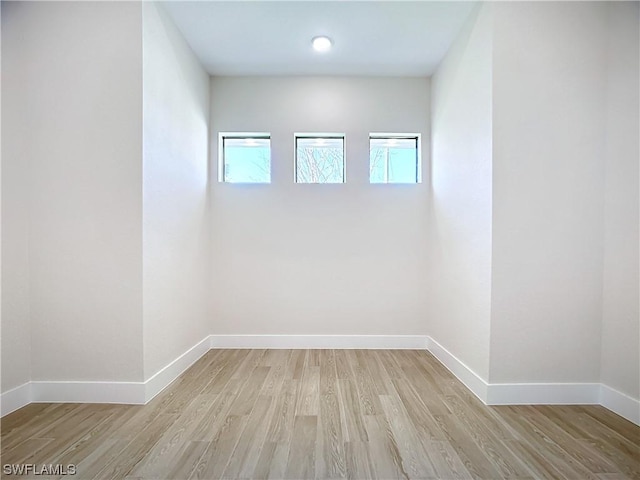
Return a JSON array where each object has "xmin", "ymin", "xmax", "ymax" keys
[
  {"xmin": 294, "ymin": 133, "xmax": 346, "ymax": 184},
  {"xmin": 369, "ymin": 133, "xmax": 422, "ymax": 184},
  {"xmin": 218, "ymin": 132, "xmax": 272, "ymax": 184}
]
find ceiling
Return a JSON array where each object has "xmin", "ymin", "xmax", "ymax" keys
[{"xmin": 161, "ymin": 1, "xmax": 477, "ymax": 77}]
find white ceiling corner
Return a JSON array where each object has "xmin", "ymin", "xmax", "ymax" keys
[{"xmin": 161, "ymin": 1, "xmax": 477, "ymax": 77}]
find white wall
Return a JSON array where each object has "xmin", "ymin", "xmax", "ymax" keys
[
  {"xmin": 2, "ymin": 0, "xmax": 637, "ymax": 420},
  {"xmin": 1, "ymin": 1, "xmax": 31, "ymax": 392},
  {"xmin": 210, "ymin": 76, "xmax": 429, "ymax": 336},
  {"xmin": 600, "ymin": 2, "xmax": 639, "ymax": 400},
  {"xmin": 489, "ymin": 2, "xmax": 607, "ymax": 384},
  {"xmin": 2, "ymin": 2, "xmax": 144, "ymax": 384},
  {"xmin": 142, "ymin": 3, "xmax": 211, "ymax": 379},
  {"xmin": 428, "ymin": 4, "xmax": 493, "ymax": 381},
  {"xmin": 0, "ymin": 2, "xmax": 3, "ymax": 393}
]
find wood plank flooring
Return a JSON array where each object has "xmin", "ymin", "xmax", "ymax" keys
[{"xmin": 1, "ymin": 349, "xmax": 639, "ymax": 479}]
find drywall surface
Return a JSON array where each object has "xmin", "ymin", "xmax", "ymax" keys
[
  {"xmin": 600, "ymin": 2, "xmax": 640, "ymax": 400},
  {"xmin": 1, "ymin": 1, "xmax": 31, "ymax": 392},
  {"xmin": 428, "ymin": 4, "xmax": 493, "ymax": 381},
  {"xmin": 3, "ymin": 2, "xmax": 144, "ymax": 382},
  {"xmin": 142, "ymin": 2, "xmax": 211, "ymax": 379},
  {"xmin": 0, "ymin": 2, "xmax": 3, "ymax": 393},
  {"xmin": 210, "ymin": 76, "xmax": 430, "ymax": 335},
  {"xmin": 490, "ymin": 2, "xmax": 607, "ymax": 384}
]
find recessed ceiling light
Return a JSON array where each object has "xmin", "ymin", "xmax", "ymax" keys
[{"xmin": 312, "ymin": 36, "xmax": 332, "ymax": 53}]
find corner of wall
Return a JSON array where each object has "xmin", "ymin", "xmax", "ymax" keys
[
  {"xmin": 142, "ymin": 0, "xmax": 212, "ymax": 380},
  {"xmin": 599, "ymin": 0, "xmax": 640, "ymax": 410}
]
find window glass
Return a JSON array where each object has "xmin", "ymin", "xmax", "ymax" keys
[
  {"xmin": 221, "ymin": 135, "xmax": 271, "ymax": 183},
  {"xmin": 296, "ymin": 136, "xmax": 345, "ymax": 183},
  {"xmin": 370, "ymin": 136, "xmax": 419, "ymax": 183}
]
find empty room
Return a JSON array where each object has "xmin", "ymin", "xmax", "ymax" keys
[{"xmin": 1, "ymin": 1, "xmax": 639, "ymax": 478}]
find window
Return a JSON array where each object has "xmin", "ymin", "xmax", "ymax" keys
[
  {"xmin": 295, "ymin": 134, "xmax": 345, "ymax": 183},
  {"xmin": 369, "ymin": 134, "xmax": 420, "ymax": 183},
  {"xmin": 219, "ymin": 133, "xmax": 271, "ymax": 183}
]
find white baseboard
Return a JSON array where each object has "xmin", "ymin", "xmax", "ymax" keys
[
  {"xmin": 426, "ymin": 336, "xmax": 489, "ymax": 402},
  {"xmin": 1, "ymin": 336, "xmax": 213, "ymax": 416},
  {"xmin": 426, "ymin": 336, "xmax": 601, "ymax": 406},
  {"xmin": 425, "ymin": 335, "xmax": 639, "ymax": 426},
  {"xmin": 600, "ymin": 384, "xmax": 640, "ymax": 425},
  {"xmin": 144, "ymin": 335, "xmax": 212, "ymax": 402},
  {"xmin": 1, "ymin": 382, "xmax": 32, "ymax": 417},
  {"xmin": 486, "ymin": 382, "xmax": 601, "ymax": 405},
  {"xmin": 210, "ymin": 334, "xmax": 429, "ymax": 350},
  {"xmin": 3, "ymin": 335, "xmax": 639, "ymax": 427}
]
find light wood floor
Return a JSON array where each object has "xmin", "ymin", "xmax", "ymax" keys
[{"xmin": 1, "ymin": 349, "xmax": 639, "ymax": 479}]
